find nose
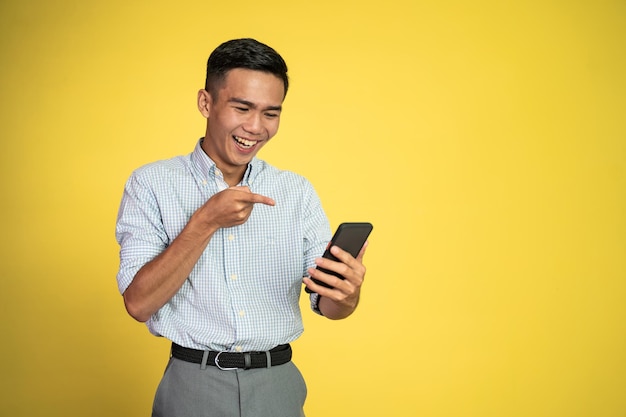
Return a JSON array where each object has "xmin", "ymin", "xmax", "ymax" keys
[{"xmin": 242, "ymin": 112, "xmax": 263, "ymax": 135}]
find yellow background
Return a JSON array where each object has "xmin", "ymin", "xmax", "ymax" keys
[{"xmin": 1, "ymin": 0, "xmax": 625, "ymax": 416}]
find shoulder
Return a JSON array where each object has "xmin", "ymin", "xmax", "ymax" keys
[
  {"xmin": 130, "ymin": 154, "xmax": 191, "ymax": 180},
  {"xmin": 122, "ymin": 154, "xmax": 195, "ymax": 199}
]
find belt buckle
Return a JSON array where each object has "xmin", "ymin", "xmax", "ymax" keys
[{"xmin": 214, "ymin": 351, "xmax": 238, "ymax": 371}]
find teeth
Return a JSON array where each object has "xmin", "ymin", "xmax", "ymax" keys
[{"xmin": 234, "ymin": 136, "xmax": 255, "ymax": 148}]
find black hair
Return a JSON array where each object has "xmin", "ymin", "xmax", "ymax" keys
[{"xmin": 204, "ymin": 38, "xmax": 289, "ymax": 99}]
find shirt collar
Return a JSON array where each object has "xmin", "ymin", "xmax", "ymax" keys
[{"xmin": 191, "ymin": 138, "xmax": 263, "ymax": 186}]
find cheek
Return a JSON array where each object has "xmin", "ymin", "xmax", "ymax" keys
[
  {"xmin": 213, "ymin": 114, "xmax": 239, "ymax": 135},
  {"xmin": 267, "ymin": 119, "xmax": 280, "ymax": 136}
]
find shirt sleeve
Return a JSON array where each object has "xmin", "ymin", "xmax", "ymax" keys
[
  {"xmin": 115, "ymin": 171, "xmax": 169, "ymax": 294},
  {"xmin": 300, "ymin": 180, "xmax": 331, "ymax": 315}
]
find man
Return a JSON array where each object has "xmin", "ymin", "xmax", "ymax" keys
[{"xmin": 116, "ymin": 38, "xmax": 367, "ymax": 417}]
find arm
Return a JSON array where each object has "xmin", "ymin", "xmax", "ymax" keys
[
  {"xmin": 303, "ymin": 242, "xmax": 368, "ymax": 320},
  {"xmin": 122, "ymin": 186, "xmax": 275, "ymax": 322}
]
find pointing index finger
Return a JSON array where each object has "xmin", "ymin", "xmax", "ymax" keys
[
  {"xmin": 248, "ymin": 192, "xmax": 275, "ymax": 206},
  {"xmin": 229, "ymin": 186, "xmax": 275, "ymax": 206}
]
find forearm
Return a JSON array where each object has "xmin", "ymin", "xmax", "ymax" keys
[
  {"xmin": 317, "ymin": 294, "xmax": 359, "ymax": 320},
  {"xmin": 123, "ymin": 218, "xmax": 217, "ymax": 322}
]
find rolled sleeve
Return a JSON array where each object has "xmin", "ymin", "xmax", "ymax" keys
[{"xmin": 115, "ymin": 172, "xmax": 169, "ymax": 294}]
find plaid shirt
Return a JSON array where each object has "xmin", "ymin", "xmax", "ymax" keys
[{"xmin": 116, "ymin": 139, "xmax": 330, "ymax": 351}]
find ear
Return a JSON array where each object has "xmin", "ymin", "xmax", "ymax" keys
[{"xmin": 197, "ymin": 89, "xmax": 212, "ymax": 118}]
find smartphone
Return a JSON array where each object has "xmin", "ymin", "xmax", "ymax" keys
[{"xmin": 305, "ymin": 222, "xmax": 373, "ymax": 293}]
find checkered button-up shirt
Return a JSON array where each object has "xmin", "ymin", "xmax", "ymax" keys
[{"xmin": 116, "ymin": 139, "xmax": 330, "ymax": 351}]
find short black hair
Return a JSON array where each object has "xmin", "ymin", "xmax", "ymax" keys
[{"xmin": 205, "ymin": 38, "xmax": 289, "ymax": 99}]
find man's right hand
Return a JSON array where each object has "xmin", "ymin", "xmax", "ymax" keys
[{"xmin": 195, "ymin": 186, "xmax": 275, "ymax": 230}]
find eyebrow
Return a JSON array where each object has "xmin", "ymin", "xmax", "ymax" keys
[{"xmin": 229, "ymin": 97, "xmax": 282, "ymax": 112}]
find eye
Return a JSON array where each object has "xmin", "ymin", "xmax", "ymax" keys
[
  {"xmin": 264, "ymin": 112, "xmax": 280, "ymax": 118},
  {"xmin": 235, "ymin": 107, "xmax": 249, "ymax": 112}
]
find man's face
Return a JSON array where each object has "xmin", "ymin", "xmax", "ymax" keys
[{"xmin": 199, "ymin": 68, "xmax": 284, "ymax": 181}]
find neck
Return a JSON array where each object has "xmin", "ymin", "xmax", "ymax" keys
[
  {"xmin": 223, "ymin": 169, "xmax": 245, "ymax": 187},
  {"xmin": 200, "ymin": 137, "xmax": 247, "ymax": 187}
]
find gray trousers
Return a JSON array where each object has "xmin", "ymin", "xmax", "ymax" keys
[{"xmin": 152, "ymin": 356, "xmax": 307, "ymax": 417}]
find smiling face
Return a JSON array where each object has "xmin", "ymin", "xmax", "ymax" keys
[{"xmin": 198, "ymin": 68, "xmax": 285, "ymax": 186}]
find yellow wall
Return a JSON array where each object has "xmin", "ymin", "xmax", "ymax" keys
[{"xmin": 1, "ymin": 0, "xmax": 625, "ymax": 416}]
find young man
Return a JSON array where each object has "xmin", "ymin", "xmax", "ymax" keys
[{"xmin": 115, "ymin": 38, "xmax": 367, "ymax": 417}]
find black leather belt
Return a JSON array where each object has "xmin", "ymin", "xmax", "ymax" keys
[{"xmin": 171, "ymin": 343, "xmax": 292, "ymax": 370}]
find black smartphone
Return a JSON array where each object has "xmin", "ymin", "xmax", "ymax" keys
[{"xmin": 305, "ymin": 222, "xmax": 373, "ymax": 293}]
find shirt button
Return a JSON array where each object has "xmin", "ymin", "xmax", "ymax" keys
[
  {"xmin": 228, "ymin": 234, "xmax": 235, "ymax": 241},
  {"xmin": 239, "ymin": 310, "xmax": 245, "ymax": 317},
  {"xmin": 202, "ymin": 180, "xmax": 207, "ymax": 185},
  {"xmin": 235, "ymin": 346, "xmax": 243, "ymax": 352},
  {"xmin": 230, "ymin": 274, "xmax": 237, "ymax": 281}
]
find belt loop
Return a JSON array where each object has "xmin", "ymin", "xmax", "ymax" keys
[
  {"xmin": 265, "ymin": 351, "xmax": 272, "ymax": 368},
  {"xmin": 200, "ymin": 350, "xmax": 210, "ymax": 370},
  {"xmin": 243, "ymin": 353, "xmax": 252, "ymax": 370}
]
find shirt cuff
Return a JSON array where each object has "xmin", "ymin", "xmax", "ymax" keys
[{"xmin": 309, "ymin": 292, "xmax": 324, "ymax": 316}]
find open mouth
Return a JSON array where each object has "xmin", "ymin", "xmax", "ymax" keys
[{"xmin": 234, "ymin": 136, "xmax": 257, "ymax": 149}]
